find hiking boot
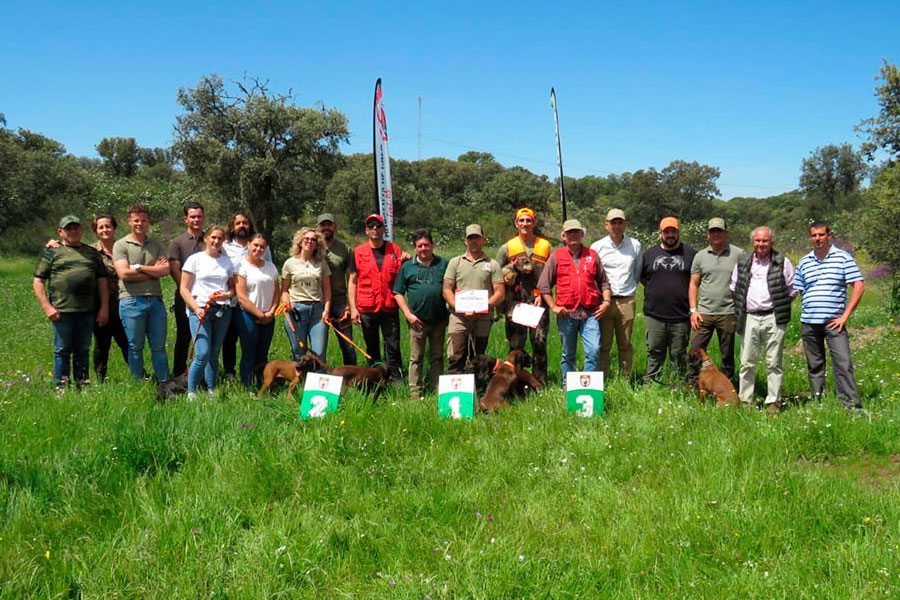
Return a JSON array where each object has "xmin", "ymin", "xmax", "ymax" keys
[{"xmin": 765, "ymin": 402, "xmax": 780, "ymax": 416}]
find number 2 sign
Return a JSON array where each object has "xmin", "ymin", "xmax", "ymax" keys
[{"xmin": 300, "ymin": 373, "xmax": 342, "ymax": 420}]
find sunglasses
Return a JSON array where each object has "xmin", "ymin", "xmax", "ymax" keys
[
  {"xmin": 302, "ymin": 237, "xmax": 319, "ymax": 243},
  {"xmin": 366, "ymin": 222, "xmax": 384, "ymax": 229}
]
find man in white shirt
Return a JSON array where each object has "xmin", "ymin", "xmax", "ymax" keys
[{"xmin": 590, "ymin": 209, "xmax": 642, "ymax": 380}]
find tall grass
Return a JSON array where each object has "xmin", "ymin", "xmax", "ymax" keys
[{"xmin": 2, "ymin": 255, "xmax": 900, "ymax": 598}]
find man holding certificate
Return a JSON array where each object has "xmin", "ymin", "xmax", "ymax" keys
[
  {"xmin": 538, "ymin": 219, "xmax": 612, "ymax": 385},
  {"xmin": 443, "ymin": 224, "xmax": 505, "ymax": 374}
]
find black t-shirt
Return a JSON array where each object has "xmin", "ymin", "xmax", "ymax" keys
[{"xmin": 640, "ymin": 243, "xmax": 696, "ymax": 321}]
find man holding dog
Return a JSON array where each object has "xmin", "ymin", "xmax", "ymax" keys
[
  {"xmin": 348, "ymin": 213, "xmax": 405, "ymax": 384},
  {"xmin": 590, "ymin": 208, "xmax": 642, "ymax": 380},
  {"xmin": 538, "ymin": 219, "xmax": 612, "ymax": 384},
  {"xmin": 641, "ymin": 216, "xmax": 696, "ymax": 383},
  {"xmin": 688, "ymin": 218, "xmax": 744, "ymax": 384},
  {"xmin": 113, "ymin": 204, "xmax": 171, "ymax": 383},
  {"xmin": 394, "ymin": 228, "xmax": 449, "ymax": 399},
  {"xmin": 168, "ymin": 201, "xmax": 205, "ymax": 377},
  {"xmin": 496, "ymin": 207, "xmax": 551, "ymax": 384},
  {"xmin": 730, "ymin": 226, "xmax": 796, "ymax": 414},
  {"xmin": 443, "ymin": 224, "xmax": 505, "ymax": 374},
  {"xmin": 34, "ymin": 215, "xmax": 109, "ymax": 390},
  {"xmin": 318, "ymin": 213, "xmax": 357, "ymax": 366},
  {"xmin": 794, "ymin": 221, "xmax": 865, "ymax": 410}
]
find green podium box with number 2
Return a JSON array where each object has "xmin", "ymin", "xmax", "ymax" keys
[
  {"xmin": 565, "ymin": 371, "xmax": 604, "ymax": 417},
  {"xmin": 300, "ymin": 373, "xmax": 342, "ymax": 420},
  {"xmin": 437, "ymin": 374, "xmax": 476, "ymax": 419}
]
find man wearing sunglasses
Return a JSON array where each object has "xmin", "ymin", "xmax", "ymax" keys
[{"xmin": 348, "ymin": 214, "xmax": 407, "ymax": 384}]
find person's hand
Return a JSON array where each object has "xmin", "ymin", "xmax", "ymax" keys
[
  {"xmin": 351, "ymin": 308, "xmax": 361, "ymax": 325},
  {"xmin": 827, "ymin": 315, "xmax": 849, "ymax": 331},
  {"xmin": 407, "ymin": 314, "xmax": 424, "ymax": 331},
  {"xmin": 194, "ymin": 306, "xmax": 206, "ymax": 320},
  {"xmin": 43, "ymin": 305, "xmax": 61, "ymax": 322},
  {"xmin": 690, "ymin": 311, "xmax": 704, "ymax": 330},
  {"xmin": 532, "ymin": 295, "xmax": 543, "ymax": 307},
  {"xmin": 154, "ymin": 257, "xmax": 169, "ymax": 267},
  {"xmin": 552, "ymin": 306, "xmax": 568, "ymax": 318},
  {"xmin": 399, "ymin": 252, "xmax": 412, "ymax": 262},
  {"xmin": 208, "ymin": 290, "xmax": 228, "ymax": 302},
  {"xmin": 593, "ymin": 303, "xmax": 609, "ymax": 320},
  {"xmin": 45, "ymin": 239, "xmax": 61, "ymax": 249},
  {"xmin": 96, "ymin": 307, "xmax": 109, "ymax": 327}
]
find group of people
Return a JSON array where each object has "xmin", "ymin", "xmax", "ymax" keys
[{"xmin": 35, "ymin": 202, "xmax": 867, "ymax": 411}]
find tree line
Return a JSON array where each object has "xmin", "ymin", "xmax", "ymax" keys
[{"xmin": 2, "ymin": 62, "xmax": 898, "ymax": 310}]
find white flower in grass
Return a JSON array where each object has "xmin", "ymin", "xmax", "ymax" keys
[{"xmin": 276, "ymin": 545, "xmax": 286, "ymax": 554}]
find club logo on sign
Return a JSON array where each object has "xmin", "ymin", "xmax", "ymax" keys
[
  {"xmin": 300, "ymin": 373, "xmax": 342, "ymax": 420},
  {"xmin": 566, "ymin": 371, "xmax": 604, "ymax": 418},
  {"xmin": 438, "ymin": 374, "xmax": 475, "ymax": 420}
]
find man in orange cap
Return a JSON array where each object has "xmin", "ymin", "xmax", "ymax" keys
[
  {"xmin": 496, "ymin": 207, "xmax": 552, "ymax": 383},
  {"xmin": 640, "ymin": 216, "xmax": 697, "ymax": 383}
]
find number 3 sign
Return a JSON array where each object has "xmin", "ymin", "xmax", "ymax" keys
[
  {"xmin": 300, "ymin": 373, "xmax": 342, "ymax": 420},
  {"xmin": 565, "ymin": 372, "xmax": 604, "ymax": 417}
]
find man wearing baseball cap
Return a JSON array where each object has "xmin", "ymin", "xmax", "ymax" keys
[
  {"xmin": 347, "ymin": 213, "xmax": 406, "ymax": 383},
  {"xmin": 317, "ymin": 213, "xmax": 356, "ymax": 365},
  {"xmin": 640, "ymin": 216, "xmax": 697, "ymax": 383},
  {"xmin": 590, "ymin": 208, "xmax": 642, "ymax": 380},
  {"xmin": 443, "ymin": 224, "xmax": 505, "ymax": 373},
  {"xmin": 495, "ymin": 207, "xmax": 552, "ymax": 383},
  {"xmin": 538, "ymin": 219, "xmax": 612, "ymax": 384},
  {"xmin": 688, "ymin": 218, "xmax": 744, "ymax": 385}
]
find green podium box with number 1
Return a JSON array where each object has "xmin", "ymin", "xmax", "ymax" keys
[
  {"xmin": 300, "ymin": 373, "xmax": 342, "ymax": 420},
  {"xmin": 565, "ymin": 371, "xmax": 604, "ymax": 417},
  {"xmin": 438, "ymin": 374, "xmax": 476, "ymax": 419}
]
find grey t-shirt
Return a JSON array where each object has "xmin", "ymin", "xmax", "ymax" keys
[{"xmin": 691, "ymin": 244, "xmax": 744, "ymax": 314}]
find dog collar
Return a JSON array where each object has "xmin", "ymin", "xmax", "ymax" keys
[
  {"xmin": 702, "ymin": 359, "xmax": 714, "ymax": 369},
  {"xmin": 502, "ymin": 360, "xmax": 516, "ymax": 369},
  {"xmin": 492, "ymin": 358, "xmax": 502, "ymax": 373}
]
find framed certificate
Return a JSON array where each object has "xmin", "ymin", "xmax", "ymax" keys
[{"xmin": 454, "ymin": 289, "xmax": 490, "ymax": 314}]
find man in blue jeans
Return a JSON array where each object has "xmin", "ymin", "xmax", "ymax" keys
[{"xmin": 113, "ymin": 204, "xmax": 171, "ymax": 383}]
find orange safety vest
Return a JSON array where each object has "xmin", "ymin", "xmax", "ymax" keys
[
  {"xmin": 507, "ymin": 235, "xmax": 551, "ymax": 265},
  {"xmin": 354, "ymin": 241, "xmax": 401, "ymax": 312},
  {"xmin": 553, "ymin": 246, "xmax": 601, "ymax": 311}
]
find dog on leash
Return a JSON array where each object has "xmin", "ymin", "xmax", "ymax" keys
[
  {"xmin": 256, "ymin": 360, "xmax": 307, "ymax": 398},
  {"xmin": 296, "ymin": 351, "xmax": 389, "ymax": 399},
  {"xmin": 687, "ymin": 348, "xmax": 739, "ymax": 406}
]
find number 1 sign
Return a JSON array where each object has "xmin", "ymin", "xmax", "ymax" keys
[
  {"xmin": 300, "ymin": 373, "xmax": 342, "ymax": 420},
  {"xmin": 565, "ymin": 372, "xmax": 604, "ymax": 417},
  {"xmin": 437, "ymin": 374, "xmax": 475, "ymax": 419}
]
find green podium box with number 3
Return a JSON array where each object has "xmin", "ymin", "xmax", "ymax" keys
[
  {"xmin": 437, "ymin": 374, "xmax": 476, "ymax": 420},
  {"xmin": 565, "ymin": 371, "xmax": 604, "ymax": 417},
  {"xmin": 300, "ymin": 373, "xmax": 342, "ymax": 420}
]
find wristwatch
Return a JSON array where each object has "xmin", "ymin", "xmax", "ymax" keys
[
  {"xmin": 134, "ymin": 264, "xmax": 143, "ymax": 273},
  {"xmin": 689, "ymin": 307, "xmax": 698, "ymax": 314}
]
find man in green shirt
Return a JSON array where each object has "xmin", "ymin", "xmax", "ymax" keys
[
  {"xmin": 317, "ymin": 213, "xmax": 356, "ymax": 366},
  {"xmin": 688, "ymin": 218, "xmax": 744, "ymax": 383},
  {"xmin": 33, "ymin": 215, "xmax": 109, "ymax": 389},
  {"xmin": 113, "ymin": 204, "xmax": 171, "ymax": 382},
  {"xmin": 442, "ymin": 224, "xmax": 505, "ymax": 374},
  {"xmin": 393, "ymin": 228, "xmax": 449, "ymax": 399}
]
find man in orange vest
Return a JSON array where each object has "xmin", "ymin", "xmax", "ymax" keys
[
  {"xmin": 538, "ymin": 219, "xmax": 612, "ymax": 384},
  {"xmin": 348, "ymin": 214, "xmax": 407, "ymax": 384},
  {"xmin": 496, "ymin": 207, "xmax": 552, "ymax": 383}
]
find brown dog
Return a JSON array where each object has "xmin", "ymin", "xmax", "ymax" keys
[
  {"xmin": 297, "ymin": 352, "xmax": 389, "ymax": 399},
  {"xmin": 688, "ymin": 348, "xmax": 739, "ymax": 406},
  {"xmin": 467, "ymin": 353, "xmax": 542, "ymax": 399},
  {"xmin": 477, "ymin": 350, "xmax": 542, "ymax": 411},
  {"xmin": 256, "ymin": 360, "xmax": 306, "ymax": 398}
]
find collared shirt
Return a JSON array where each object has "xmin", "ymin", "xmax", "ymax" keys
[
  {"xmin": 444, "ymin": 253, "xmax": 503, "ymax": 292},
  {"xmin": 794, "ymin": 244, "xmax": 864, "ymax": 324},
  {"xmin": 730, "ymin": 252, "xmax": 796, "ymax": 312},
  {"xmin": 168, "ymin": 230, "xmax": 205, "ymax": 265},
  {"xmin": 691, "ymin": 244, "xmax": 744, "ymax": 314},
  {"xmin": 589, "ymin": 235, "xmax": 642, "ymax": 296},
  {"xmin": 393, "ymin": 254, "xmax": 449, "ymax": 324},
  {"xmin": 537, "ymin": 247, "xmax": 611, "ymax": 320}
]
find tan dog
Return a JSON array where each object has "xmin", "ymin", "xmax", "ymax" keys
[
  {"xmin": 688, "ymin": 348, "xmax": 739, "ymax": 406},
  {"xmin": 256, "ymin": 360, "xmax": 305, "ymax": 398}
]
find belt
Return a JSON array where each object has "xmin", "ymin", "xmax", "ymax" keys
[
  {"xmin": 611, "ymin": 295, "xmax": 634, "ymax": 300},
  {"xmin": 293, "ymin": 300, "xmax": 318, "ymax": 305},
  {"xmin": 748, "ymin": 309, "xmax": 774, "ymax": 315}
]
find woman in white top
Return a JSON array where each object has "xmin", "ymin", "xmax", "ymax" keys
[
  {"xmin": 281, "ymin": 227, "xmax": 331, "ymax": 361},
  {"xmin": 180, "ymin": 226, "xmax": 235, "ymax": 397},
  {"xmin": 235, "ymin": 233, "xmax": 279, "ymax": 387}
]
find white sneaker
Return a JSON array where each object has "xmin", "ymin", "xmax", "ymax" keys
[{"xmin": 186, "ymin": 391, "xmax": 198, "ymax": 401}]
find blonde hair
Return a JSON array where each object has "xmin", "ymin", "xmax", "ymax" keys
[
  {"xmin": 204, "ymin": 226, "xmax": 226, "ymax": 241},
  {"xmin": 290, "ymin": 227, "xmax": 325, "ymax": 260}
]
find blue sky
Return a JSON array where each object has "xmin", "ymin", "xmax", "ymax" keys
[{"xmin": 1, "ymin": 1, "xmax": 897, "ymax": 199}]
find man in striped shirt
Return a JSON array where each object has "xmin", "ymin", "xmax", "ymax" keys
[{"xmin": 794, "ymin": 221, "xmax": 865, "ymax": 409}]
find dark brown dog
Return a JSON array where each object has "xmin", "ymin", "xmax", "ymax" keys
[
  {"xmin": 469, "ymin": 350, "xmax": 542, "ymax": 411},
  {"xmin": 497, "ymin": 255, "xmax": 540, "ymax": 320},
  {"xmin": 297, "ymin": 352, "xmax": 389, "ymax": 399},
  {"xmin": 688, "ymin": 348, "xmax": 740, "ymax": 406},
  {"xmin": 256, "ymin": 360, "xmax": 306, "ymax": 398}
]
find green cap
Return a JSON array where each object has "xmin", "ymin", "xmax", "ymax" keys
[
  {"xmin": 58, "ymin": 215, "xmax": 82, "ymax": 229},
  {"xmin": 316, "ymin": 213, "xmax": 336, "ymax": 224}
]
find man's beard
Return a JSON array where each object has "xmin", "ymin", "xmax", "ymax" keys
[
  {"xmin": 661, "ymin": 236, "xmax": 679, "ymax": 249},
  {"xmin": 235, "ymin": 227, "xmax": 250, "ymax": 240}
]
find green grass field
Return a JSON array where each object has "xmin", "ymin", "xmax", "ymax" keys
[{"xmin": 2, "ymin": 254, "xmax": 900, "ymax": 598}]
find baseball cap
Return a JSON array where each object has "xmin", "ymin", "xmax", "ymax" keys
[
  {"xmin": 606, "ymin": 208, "xmax": 626, "ymax": 221},
  {"xmin": 465, "ymin": 224, "xmax": 484, "ymax": 237},
  {"xmin": 364, "ymin": 213, "xmax": 385, "ymax": 226},
  {"xmin": 707, "ymin": 217, "xmax": 727, "ymax": 231},
  {"xmin": 316, "ymin": 213, "xmax": 336, "ymax": 224},
  {"xmin": 562, "ymin": 219, "xmax": 585, "ymax": 233},
  {"xmin": 659, "ymin": 217, "xmax": 679, "ymax": 231},
  {"xmin": 59, "ymin": 215, "xmax": 82, "ymax": 229},
  {"xmin": 515, "ymin": 207, "xmax": 536, "ymax": 221}
]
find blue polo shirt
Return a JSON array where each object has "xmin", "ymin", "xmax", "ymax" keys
[{"xmin": 794, "ymin": 245, "xmax": 864, "ymax": 324}]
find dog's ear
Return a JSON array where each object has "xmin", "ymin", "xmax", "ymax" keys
[{"xmin": 516, "ymin": 352, "xmax": 533, "ymax": 370}]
